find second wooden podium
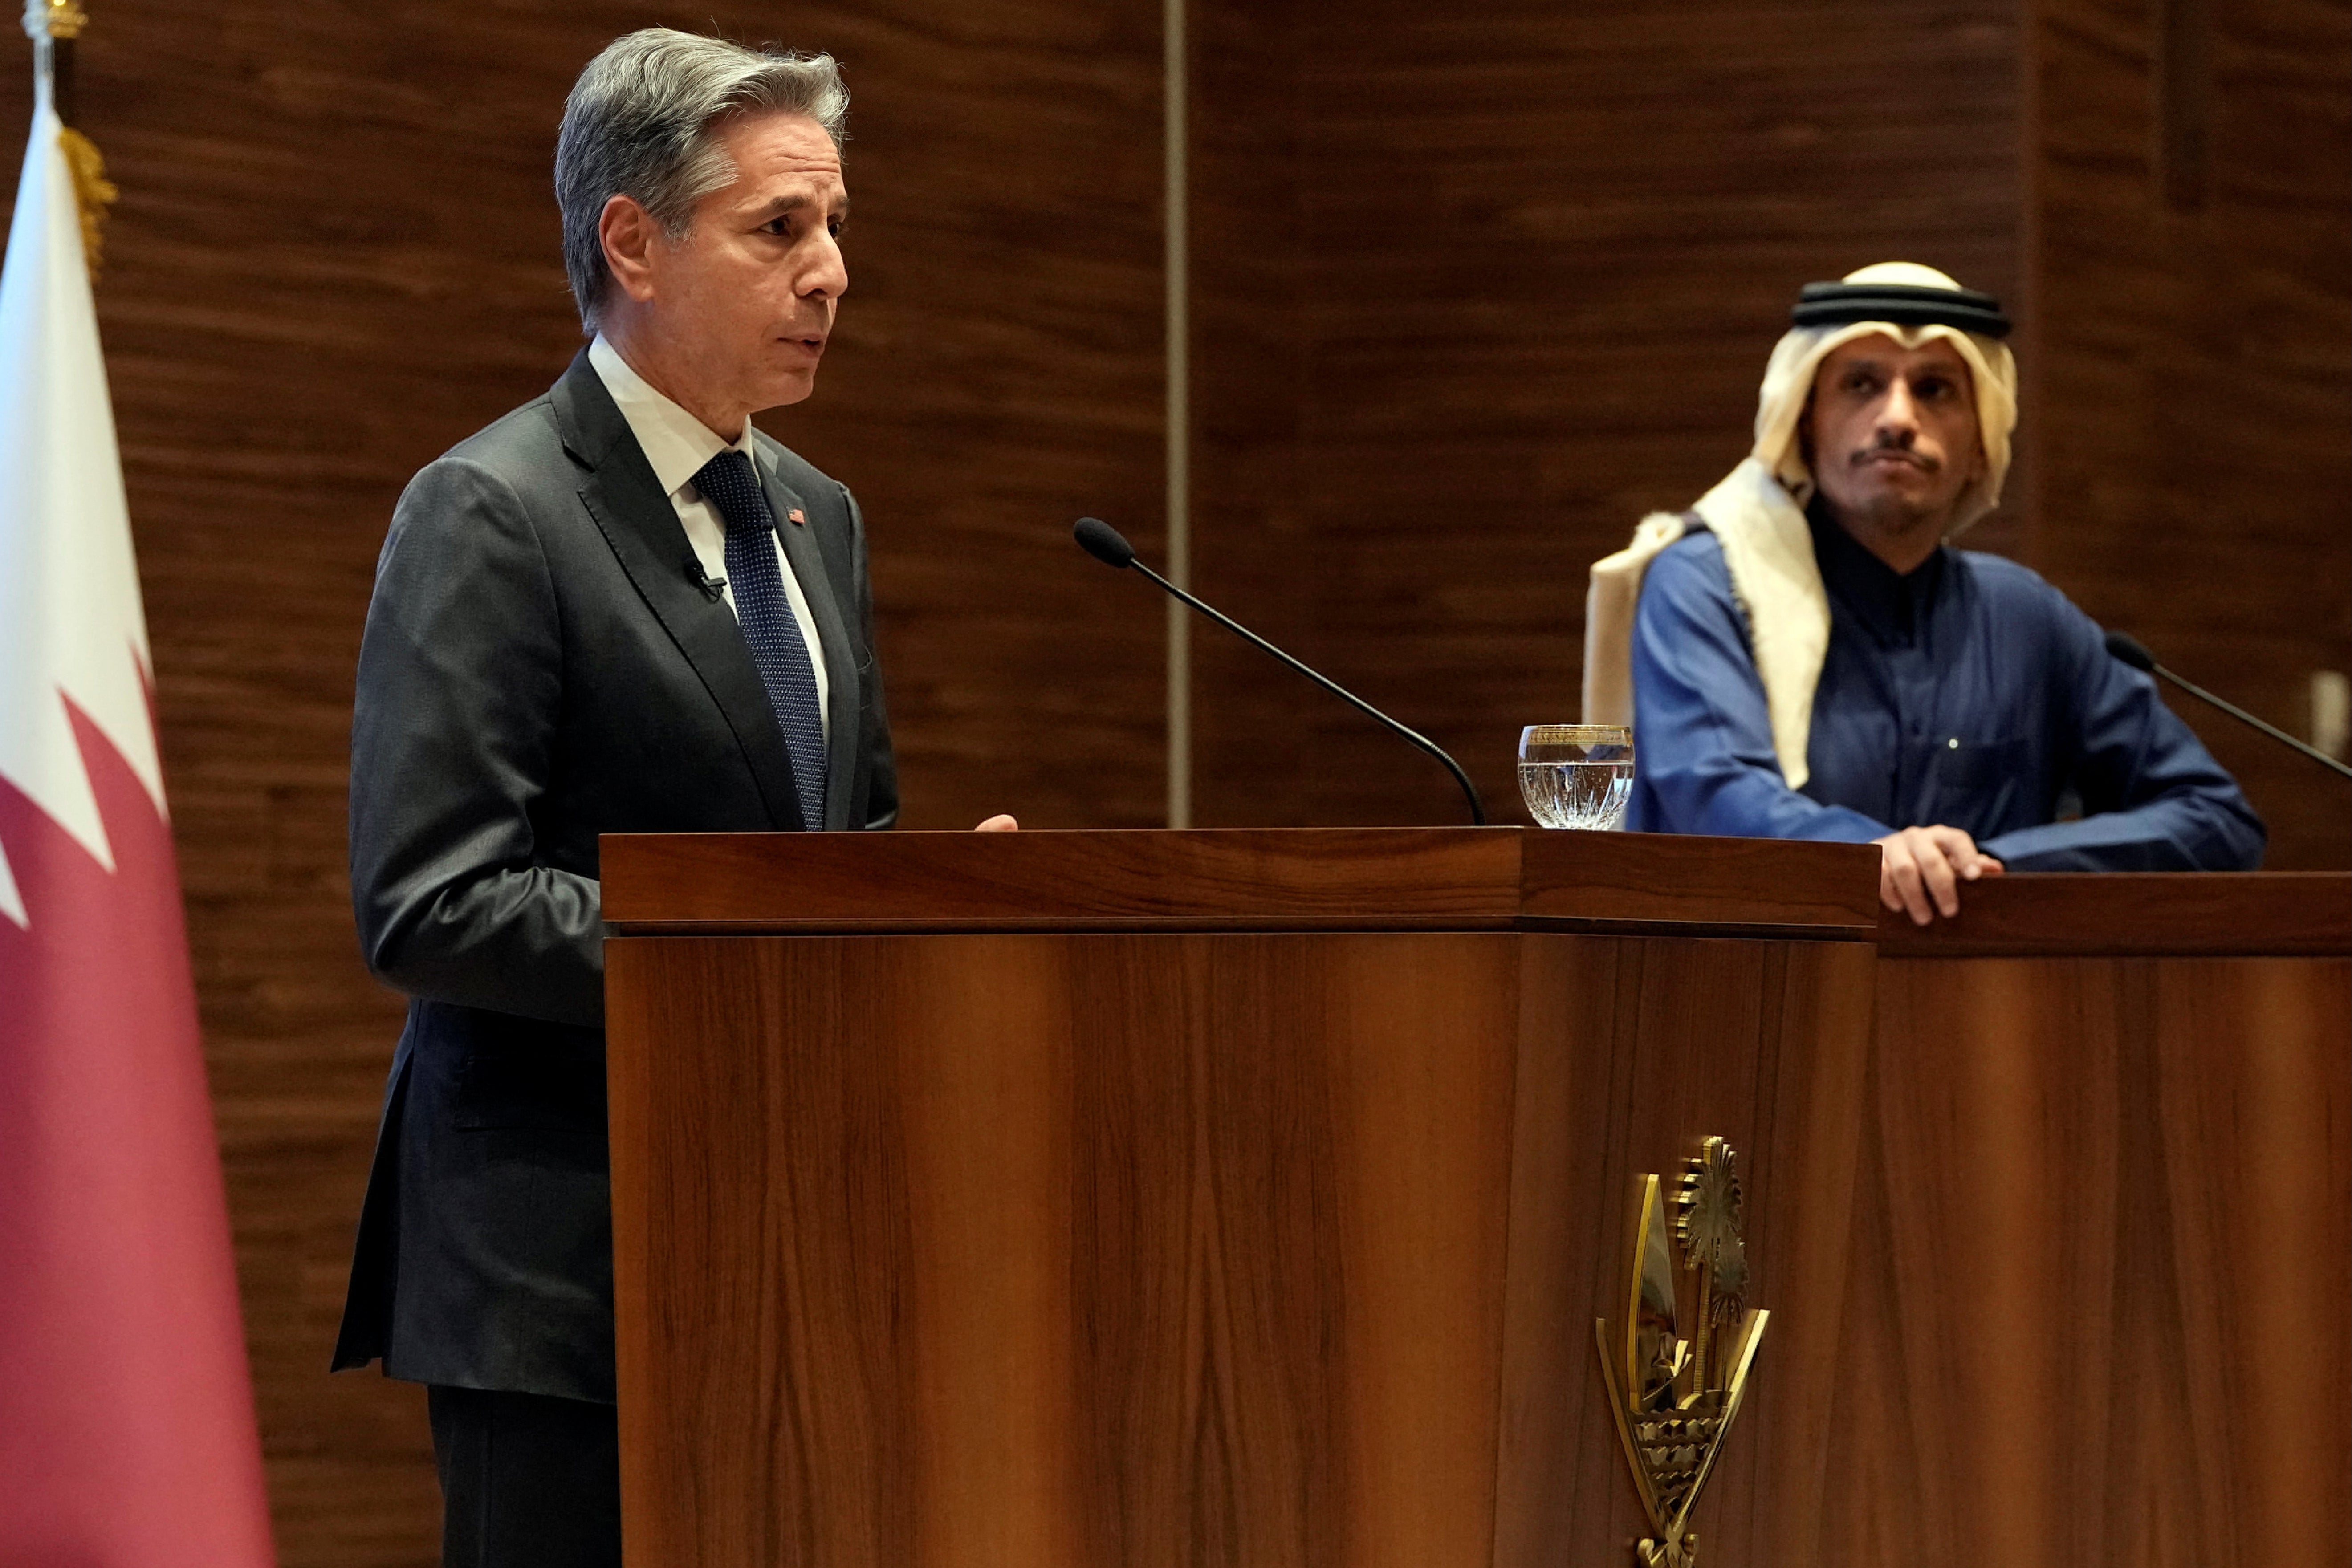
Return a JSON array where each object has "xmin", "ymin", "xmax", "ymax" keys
[{"xmin": 601, "ymin": 827, "xmax": 1882, "ymax": 1568}]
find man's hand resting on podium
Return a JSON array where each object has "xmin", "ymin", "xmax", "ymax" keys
[
  {"xmin": 975, "ymin": 815, "xmax": 1018, "ymax": 831},
  {"xmin": 1873, "ymin": 825, "xmax": 2002, "ymax": 926}
]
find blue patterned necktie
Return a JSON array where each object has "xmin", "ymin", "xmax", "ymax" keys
[{"xmin": 692, "ymin": 450, "xmax": 828, "ymax": 829}]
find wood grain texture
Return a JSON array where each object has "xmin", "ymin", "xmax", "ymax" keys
[
  {"xmin": 1516, "ymin": 831, "xmax": 1879, "ymax": 934},
  {"xmin": 1832, "ymin": 953, "xmax": 2352, "ymax": 1566},
  {"xmin": 2031, "ymin": 0, "xmax": 2352, "ymax": 869},
  {"xmin": 603, "ymin": 826, "xmax": 1527, "ymax": 929},
  {"xmin": 608, "ymin": 932, "xmax": 1518, "ymax": 1567},
  {"xmin": 1188, "ymin": 0, "xmax": 2348, "ymax": 869},
  {"xmin": 0, "ymin": 5, "xmax": 1161, "ymax": 1562},
  {"xmin": 601, "ymin": 826, "xmax": 1880, "ymax": 935},
  {"xmin": 608, "ymin": 845, "xmax": 2346, "ymax": 1565},
  {"xmin": 1873, "ymin": 870, "xmax": 2352, "ymax": 956},
  {"xmin": 0, "ymin": 1, "xmax": 2336, "ymax": 1561},
  {"xmin": 1189, "ymin": 0, "xmax": 2031, "ymax": 831},
  {"xmin": 604, "ymin": 922, "xmax": 1875, "ymax": 1567},
  {"xmin": 1492, "ymin": 935, "xmax": 1878, "ymax": 1565}
]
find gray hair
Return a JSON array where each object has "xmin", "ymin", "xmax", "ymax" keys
[{"xmin": 555, "ymin": 29, "xmax": 848, "ymax": 331}]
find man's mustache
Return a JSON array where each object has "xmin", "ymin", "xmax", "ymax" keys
[{"xmin": 1848, "ymin": 441, "xmax": 1937, "ymax": 473}]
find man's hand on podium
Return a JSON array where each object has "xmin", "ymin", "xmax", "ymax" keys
[
  {"xmin": 1873, "ymin": 824, "xmax": 2002, "ymax": 925},
  {"xmin": 974, "ymin": 815, "xmax": 1019, "ymax": 831}
]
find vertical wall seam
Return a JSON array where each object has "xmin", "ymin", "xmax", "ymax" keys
[
  {"xmin": 1164, "ymin": 0, "xmax": 1191, "ymax": 828},
  {"xmin": 2018, "ymin": 0, "xmax": 2045, "ymax": 571}
]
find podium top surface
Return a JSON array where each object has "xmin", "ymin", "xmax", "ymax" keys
[
  {"xmin": 1873, "ymin": 869, "xmax": 2350, "ymax": 956},
  {"xmin": 602, "ymin": 827, "xmax": 1880, "ymax": 939},
  {"xmin": 602, "ymin": 829, "xmax": 2350, "ymax": 954}
]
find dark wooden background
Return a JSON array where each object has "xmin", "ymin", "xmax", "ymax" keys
[
  {"xmin": 1195, "ymin": 0, "xmax": 2028, "ymax": 829},
  {"xmin": 1192, "ymin": 0, "xmax": 2350, "ymax": 858},
  {"xmin": 4, "ymin": 4, "xmax": 1167, "ymax": 1562},
  {"xmin": 0, "ymin": 0, "xmax": 2342, "ymax": 1561}
]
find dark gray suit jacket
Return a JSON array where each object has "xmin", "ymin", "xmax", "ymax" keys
[{"xmin": 333, "ymin": 351, "xmax": 895, "ymax": 1402}]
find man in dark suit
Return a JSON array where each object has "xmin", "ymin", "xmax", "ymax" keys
[{"xmin": 333, "ymin": 29, "xmax": 1007, "ymax": 1567}]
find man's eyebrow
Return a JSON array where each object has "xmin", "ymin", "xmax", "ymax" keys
[{"xmin": 748, "ymin": 192, "xmax": 850, "ymax": 220}]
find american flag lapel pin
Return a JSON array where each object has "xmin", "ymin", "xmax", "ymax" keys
[{"xmin": 786, "ymin": 507, "xmax": 807, "ymax": 526}]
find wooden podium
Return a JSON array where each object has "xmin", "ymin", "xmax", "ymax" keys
[
  {"xmin": 1841, "ymin": 873, "xmax": 2351, "ymax": 1566},
  {"xmin": 602, "ymin": 831, "xmax": 2350, "ymax": 1568},
  {"xmin": 602, "ymin": 828, "xmax": 1882, "ymax": 1567}
]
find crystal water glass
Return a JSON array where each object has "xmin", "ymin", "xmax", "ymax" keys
[{"xmin": 1518, "ymin": 725, "xmax": 1634, "ymax": 830}]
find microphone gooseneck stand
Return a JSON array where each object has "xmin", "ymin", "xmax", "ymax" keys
[
  {"xmin": 2105, "ymin": 631, "xmax": 2352, "ymax": 780},
  {"xmin": 1073, "ymin": 517, "xmax": 1489, "ymax": 825}
]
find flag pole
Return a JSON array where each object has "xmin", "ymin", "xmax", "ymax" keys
[
  {"xmin": 51, "ymin": 12, "xmax": 74, "ymax": 128},
  {"xmin": 20, "ymin": 0, "xmax": 114, "ymax": 278},
  {"xmin": 21, "ymin": 0, "xmax": 85, "ymax": 122}
]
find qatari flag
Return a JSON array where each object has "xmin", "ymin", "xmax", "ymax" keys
[{"xmin": 0, "ymin": 57, "xmax": 276, "ymax": 1568}]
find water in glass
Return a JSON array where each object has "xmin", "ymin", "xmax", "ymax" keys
[{"xmin": 1518, "ymin": 725, "xmax": 1634, "ymax": 830}]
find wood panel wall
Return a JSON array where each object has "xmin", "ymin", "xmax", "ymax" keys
[
  {"xmin": 0, "ymin": 1, "xmax": 2342, "ymax": 1564},
  {"xmin": 2031, "ymin": 0, "xmax": 2351, "ymax": 866},
  {"xmin": 1191, "ymin": 0, "xmax": 2031, "ymax": 829},
  {"xmin": 1, "ymin": 4, "xmax": 1163, "ymax": 1563},
  {"xmin": 1189, "ymin": 0, "xmax": 2349, "ymax": 865}
]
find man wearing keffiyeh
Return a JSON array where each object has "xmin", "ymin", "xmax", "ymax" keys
[{"xmin": 1582, "ymin": 262, "xmax": 2262, "ymax": 923}]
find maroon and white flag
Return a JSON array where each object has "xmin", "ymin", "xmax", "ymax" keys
[{"xmin": 0, "ymin": 45, "xmax": 275, "ymax": 1567}]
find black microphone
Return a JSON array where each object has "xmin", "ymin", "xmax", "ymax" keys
[
  {"xmin": 1073, "ymin": 517, "xmax": 1489, "ymax": 824},
  {"xmin": 684, "ymin": 558, "xmax": 728, "ymax": 603},
  {"xmin": 2105, "ymin": 630, "xmax": 2352, "ymax": 780}
]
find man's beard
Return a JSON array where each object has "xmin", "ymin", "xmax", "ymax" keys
[
  {"xmin": 1842, "ymin": 489, "xmax": 1946, "ymax": 536},
  {"xmin": 1834, "ymin": 451, "xmax": 1953, "ymax": 536}
]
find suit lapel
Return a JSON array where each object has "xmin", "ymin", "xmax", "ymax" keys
[
  {"xmin": 758, "ymin": 455, "xmax": 862, "ymax": 831},
  {"xmin": 549, "ymin": 352, "xmax": 809, "ymax": 832}
]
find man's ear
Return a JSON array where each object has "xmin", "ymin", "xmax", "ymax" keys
[{"xmin": 599, "ymin": 194, "xmax": 661, "ymax": 306}]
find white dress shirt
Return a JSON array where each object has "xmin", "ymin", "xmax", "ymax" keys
[{"xmin": 586, "ymin": 334, "xmax": 829, "ymax": 740}]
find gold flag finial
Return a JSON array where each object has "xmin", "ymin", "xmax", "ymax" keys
[
  {"xmin": 24, "ymin": 0, "xmax": 89, "ymax": 41},
  {"xmin": 23, "ymin": 0, "xmax": 114, "ymax": 276}
]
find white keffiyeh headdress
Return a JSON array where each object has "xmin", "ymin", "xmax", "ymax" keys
[{"xmin": 1580, "ymin": 262, "xmax": 2019, "ymax": 788}]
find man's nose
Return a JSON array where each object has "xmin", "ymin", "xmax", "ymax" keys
[
  {"xmin": 803, "ymin": 232, "xmax": 849, "ymax": 301},
  {"xmin": 1877, "ymin": 377, "xmax": 1921, "ymax": 441}
]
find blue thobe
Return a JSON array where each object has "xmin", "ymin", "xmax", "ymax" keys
[{"xmin": 1624, "ymin": 509, "xmax": 2265, "ymax": 869}]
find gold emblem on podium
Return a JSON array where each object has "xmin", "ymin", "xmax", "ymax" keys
[{"xmin": 1594, "ymin": 1137, "xmax": 1768, "ymax": 1568}]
